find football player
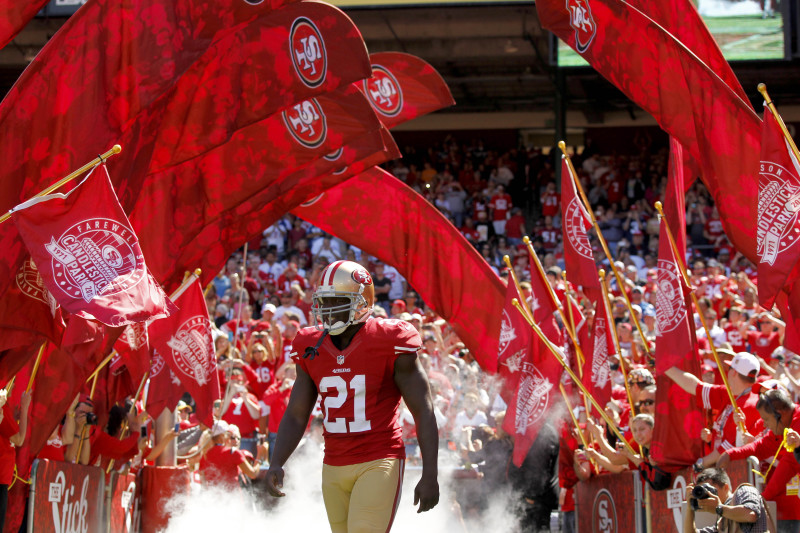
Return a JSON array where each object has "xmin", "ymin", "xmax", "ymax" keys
[{"xmin": 265, "ymin": 260, "xmax": 439, "ymax": 532}]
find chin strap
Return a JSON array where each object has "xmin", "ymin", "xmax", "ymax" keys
[{"xmin": 303, "ymin": 330, "xmax": 329, "ymax": 361}]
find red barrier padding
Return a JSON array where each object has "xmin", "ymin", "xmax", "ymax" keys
[
  {"xmin": 139, "ymin": 466, "xmax": 190, "ymax": 533},
  {"xmin": 107, "ymin": 472, "xmax": 140, "ymax": 533},
  {"xmin": 27, "ymin": 459, "xmax": 105, "ymax": 533},
  {"xmin": 576, "ymin": 470, "xmax": 641, "ymax": 533}
]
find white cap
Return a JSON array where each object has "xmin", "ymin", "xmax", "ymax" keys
[
  {"xmin": 262, "ymin": 303, "xmax": 277, "ymax": 314},
  {"xmin": 211, "ymin": 420, "xmax": 230, "ymax": 437},
  {"xmin": 725, "ymin": 352, "xmax": 760, "ymax": 378}
]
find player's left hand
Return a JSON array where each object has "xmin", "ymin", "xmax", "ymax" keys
[{"xmin": 413, "ymin": 475, "xmax": 439, "ymax": 513}]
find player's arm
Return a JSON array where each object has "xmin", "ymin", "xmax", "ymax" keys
[
  {"xmin": 394, "ymin": 353, "xmax": 439, "ymax": 513},
  {"xmin": 265, "ymin": 365, "xmax": 317, "ymax": 497},
  {"xmin": 665, "ymin": 366, "xmax": 701, "ymax": 395}
]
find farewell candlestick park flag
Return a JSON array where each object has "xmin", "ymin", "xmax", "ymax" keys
[
  {"xmin": 362, "ymin": 52, "xmax": 455, "ymax": 129},
  {"xmin": 498, "ymin": 281, "xmax": 563, "ymax": 466},
  {"xmin": 560, "ymin": 159, "xmax": 602, "ymax": 305},
  {"xmin": 757, "ymin": 106, "xmax": 800, "ymax": 309},
  {"xmin": 108, "ymin": 322, "xmax": 151, "ymax": 403},
  {"xmin": 145, "ymin": 350, "xmax": 184, "ymax": 424},
  {"xmin": 148, "ymin": 279, "xmax": 219, "ymax": 428},
  {"xmin": 10, "ymin": 165, "xmax": 173, "ymax": 327},
  {"xmin": 651, "ymin": 139, "xmax": 704, "ymax": 468},
  {"xmin": 585, "ymin": 290, "xmax": 613, "ymax": 413}
]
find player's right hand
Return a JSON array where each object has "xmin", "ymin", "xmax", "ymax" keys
[{"xmin": 265, "ymin": 466, "xmax": 286, "ymax": 497}]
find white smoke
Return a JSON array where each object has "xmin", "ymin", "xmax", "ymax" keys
[{"xmin": 163, "ymin": 444, "xmax": 519, "ymax": 533}]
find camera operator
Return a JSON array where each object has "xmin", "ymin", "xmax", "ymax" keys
[{"xmin": 683, "ymin": 468, "xmax": 769, "ymax": 533}]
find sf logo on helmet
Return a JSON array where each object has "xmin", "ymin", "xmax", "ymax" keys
[
  {"xmin": 282, "ymin": 99, "xmax": 327, "ymax": 148},
  {"xmin": 364, "ymin": 65, "xmax": 403, "ymax": 117},
  {"xmin": 352, "ymin": 268, "xmax": 372, "ymax": 285},
  {"xmin": 290, "ymin": 17, "xmax": 327, "ymax": 88}
]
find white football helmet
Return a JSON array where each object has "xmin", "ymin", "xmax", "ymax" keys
[{"xmin": 312, "ymin": 260, "xmax": 375, "ymax": 335}]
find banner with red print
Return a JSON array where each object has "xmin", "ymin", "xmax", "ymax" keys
[
  {"xmin": 0, "ymin": 0, "xmax": 50, "ymax": 51},
  {"xmin": 362, "ymin": 52, "xmax": 455, "ymax": 129},
  {"xmin": 148, "ymin": 279, "xmax": 219, "ymax": 427},
  {"xmin": 11, "ymin": 165, "xmax": 173, "ymax": 327}
]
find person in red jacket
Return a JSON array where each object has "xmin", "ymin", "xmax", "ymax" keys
[
  {"xmin": 199, "ymin": 420, "xmax": 261, "ymax": 489},
  {"xmin": 717, "ymin": 387, "xmax": 800, "ymax": 532}
]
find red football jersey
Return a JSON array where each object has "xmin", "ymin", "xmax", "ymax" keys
[
  {"xmin": 695, "ymin": 383, "xmax": 759, "ymax": 452},
  {"xmin": 222, "ymin": 394, "xmax": 261, "ymax": 437},
  {"xmin": 294, "ymin": 317, "xmax": 421, "ymax": 466},
  {"xmin": 200, "ymin": 445, "xmax": 246, "ymax": 487}
]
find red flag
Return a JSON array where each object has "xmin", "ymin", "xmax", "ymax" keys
[
  {"xmin": 11, "ymin": 165, "xmax": 173, "ymax": 327},
  {"xmin": 107, "ymin": 323, "xmax": 151, "ymax": 403},
  {"xmin": 537, "ymin": 0, "xmax": 761, "ymax": 266},
  {"xmin": 132, "ymin": 86, "xmax": 384, "ymax": 289},
  {"xmin": 180, "ymin": 127, "xmax": 400, "ymax": 291},
  {"xmin": 585, "ymin": 293, "xmax": 613, "ymax": 411},
  {"xmin": 363, "ymin": 52, "xmax": 455, "ymax": 129},
  {"xmin": 145, "ymin": 351, "xmax": 184, "ymax": 422},
  {"xmin": 148, "ymin": 280, "xmax": 220, "ymax": 427},
  {"xmin": 498, "ymin": 282, "xmax": 563, "ymax": 466},
  {"xmin": 293, "ymin": 167, "xmax": 505, "ymax": 371},
  {"xmin": 560, "ymin": 160, "xmax": 602, "ymax": 304},
  {"xmin": 0, "ymin": 1, "xmax": 50, "ymax": 51},
  {"xmin": 757, "ymin": 106, "xmax": 800, "ymax": 309},
  {"xmin": 526, "ymin": 252, "xmax": 562, "ymax": 345},
  {"xmin": 0, "ymin": 258, "xmax": 62, "ymax": 352},
  {"xmin": 651, "ymin": 140, "xmax": 704, "ymax": 468}
]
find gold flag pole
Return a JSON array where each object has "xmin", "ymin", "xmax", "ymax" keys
[
  {"xmin": 599, "ymin": 269, "xmax": 636, "ymax": 416},
  {"xmin": 561, "ymin": 271, "xmax": 586, "ymax": 373},
  {"xmin": 0, "ymin": 145, "xmax": 122, "ymax": 225},
  {"xmin": 559, "ymin": 382, "xmax": 597, "ymax": 469},
  {"xmin": 511, "ymin": 298, "xmax": 637, "ymax": 455},
  {"xmin": 232, "ymin": 243, "xmax": 249, "ymax": 343},
  {"xmin": 85, "ymin": 351, "xmax": 117, "ymax": 384},
  {"xmin": 25, "ymin": 341, "xmax": 47, "ymax": 393},
  {"xmin": 758, "ymin": 84, "xmax": 800, "ymax": 162},
  {"xmin": 558, "ymin": 142, "xmax": 652, "ymax": 356},
  {"xmin": 654, "ymin": 201, "xmax": 745, "ymax": 432}
]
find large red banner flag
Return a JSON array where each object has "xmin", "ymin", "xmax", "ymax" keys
[
  {"xmin": 293, "ymin": 167, "xmax": 505, "ymax": 372},
  {"xmin": 757, "ymin": 106, "xmax": 800, "ymax": 309},
  {"xmin": 651, "ymin": 139, "xmax": 704, "ymax": 468},
  {"xmin": 560, "ymin": 158, "xmax": 602, "ymax": 304},
  {"xmin": 0, "ymin": 0, "xmax": 50, "ymax": 51},
  {"xmin": 148, "ymin": 279, "xmax": 219, "ymax": 427},
  {"xmin": 181, "ymin": 127, "xmax": 399, "ymax": 291},
  {"xmin": 527, "ymin": 251, "xmax": 562, "ymax": 345},
  {"xmin": 498, "ymin": 282, "xmax": 563, "ymax": 466},
  {"xmin": 363, "ymin": 52, "xmax": 455, "ymax": 129},
  {"xmin": 10, "ymin": 165, "xmax": 173, "ymax": 327},
  {"xmin": 585, "ymin": 291, "xmax": 613, "ymax": 412},
  {"xmin": 536, "ymin": 0, "xmax": 762, "ymax": 267}
]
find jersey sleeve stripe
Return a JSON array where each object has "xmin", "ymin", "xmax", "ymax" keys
[{"xmin": 701, "ymin": 383, "xmax": 712, "ymax": 410}]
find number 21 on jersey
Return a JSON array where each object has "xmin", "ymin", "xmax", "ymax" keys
[{"xmin": 318, "ymin": 374, "xmax": 371, "ymax": 434}]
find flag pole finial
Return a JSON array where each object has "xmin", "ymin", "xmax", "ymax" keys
[
  {"xmin": 654, "ymin": 201, "xmax": 663, "ymax": 213},
  {"xmin": 558, "ymin": 141, "xmax": 567, "ymax": 154}
]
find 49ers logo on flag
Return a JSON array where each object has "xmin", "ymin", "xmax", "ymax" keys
[
  {"xmin": 757, "ymin": 161, "xmax": 800, "ymax": 266},
  {"xmin": 498, "ymin": 309, "xmax": 517, "ymax": 356},
  {"xmin": 591, "ymin": 317, "xmax": 610, "ymax": 389},
  {"xmin": 515, "ymin": 362, "xmax": 552, "ymax": 434},
  {"xmin": 45, "ymin": 218, "xmax": 144, "ymax": 303},
  {"xmin": 564, "ymin": 197, "xmax": 593, "ymax": 259},
  {"xmin": 282, "ymin": 99, "xmax": 327, "ymax": 148},
  {"xmin": 290, "ymin": 17, "xmax": 327, "ymax": 88},
  {"xmin": 364, "ymin": 65, "xmax": 403, "ymax": 117},
  {"xmin": 166, "ymin": 316, "xmax": 215, "ymax": 386},
  {"xmin": 150, "ymin": 353, "xmax": 165, "ymax": 378},
  {"xmin": 567, "ymin": 0, "xmax": 597, "ymax": 53},
  {"xmin": 655, "ymin": 258, "xmax": 687, "ymax": 333}
]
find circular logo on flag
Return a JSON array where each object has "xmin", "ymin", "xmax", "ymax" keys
[
  {"xmin": 150, "ymin": 354, "xmax": 165, "ymax": 378},
  {"xmin": 290, "ymin": 17, "xmax": 327, "ymax": 89},
  {"xmin": 16, "ymin": 257, "xmax": 52, "ymax": 306},
  {"xmin": 166, "ymin": 316, "xmax": 214, "ymax": 386},
  {"xmin": 655, "ymin": 258, "xmax": 687, "ymax": 334},
  {"xmin": 121, "ymin": 322, "xmax": 147, "ymax": 351},
  {"xmin": 364, "ymin": 65, "xmax": 403, "ymax": 117},
  {"xmin": 46, "ymin": 218, "xmax": 145, "ymax": 303},
  {"xmin": 498, "ymin": 309, "xmax": 517, "ymax": 356},
  {"xmin": 282, "ymin": 99, "xmax": 327, "ymax": 148},
  {"xmin": 592, "ymin": 489, "xmax": 617, "ymax": 533},
  {"xmin": 564, "ymin": 197, "xmax": 593, "ymax": 259},
  {"xmin": 757, "ymin": 162, "xmax": 800, "ymax": 266},
  {"xmin": 515, "ymin": 362, "xmax": 552, "ymax": 434}
]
